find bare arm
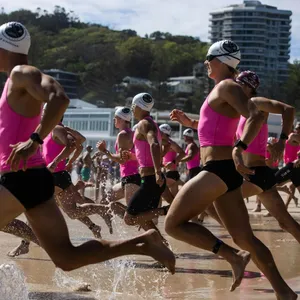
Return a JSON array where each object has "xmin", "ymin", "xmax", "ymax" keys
[
  {"xmin": 65, "ymin": 127, "xmax": 86, "ymax": 145},
  {"xmin": 11, "ymin": 66, "xmax": 69, "ymax": 140},
  {"xmin": 170, "ymin": 140, "xmax": 186, "ymax": 163},
  {"xmin": 251, "ymin": 97, "xmax": 295, "ymax": 137},
  {"xmin": 139, "ymin": 120, "xmax": 162, "ymax": 173},
  {"xmin": 67, "ymin": 144, "xmax": 83, "ymax": 169},
  {"xmin": 180, "ymin": 144, "xmax": 198, "ymax": 163}
]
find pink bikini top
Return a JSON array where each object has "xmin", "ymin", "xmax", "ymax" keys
[
  {"xmin": 198, "ymin": 83, "xmax": 240, "ymax": 147},
  {"xmin": 0, "ymin": 78, "xmax": 45, "ymax": 172},
  {"xmin": 236, "ymin": 116, "xmax": 268, "ymax": 157},
  {"xmin": 115, "ymin": 128, "xmax": 139, "ymax": 177},
  {"xmin": 133, "ymin": 116, "xmax": 162, "ymax": 168}
]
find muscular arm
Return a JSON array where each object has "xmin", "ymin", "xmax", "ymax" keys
[
  {"xmin": 11, "ymin": 66, "xmax": 69, "ymax": 140},
  {"xmin": 251, "ymin": 97, "xmax": 295, "ymax": 137},
  {"xmin": 220, "ymin": 80, "xmax": 265, "ymax": 147},
  {"xmin": 139, "ymin": 120, "xmax": 162, "ymax": 173},
  {"xmin": 107, "ymin": 132, "xmax": 132, "ymax": 163},
  {"xmin": 52, "ymin": 126, "xmax": 76, "ymax": 165},
  {"xmin": 170, "ymin": 140, "xmax": 185, "ymax": 163},
  {"xmin": 180, "ymin": 144, "xmax": 198, "ymax": 163},
  {"xmin": 65, "ymin": 127, "xmax": 86, "ymax": 145}
]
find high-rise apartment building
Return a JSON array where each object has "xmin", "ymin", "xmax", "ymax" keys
[{"xmin": 209, "ymin": 0, "xmax": 292, "ymax": 96}]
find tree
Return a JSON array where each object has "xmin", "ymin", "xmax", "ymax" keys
[{"xmin": 285, "ymin": 60, "xmax": 300, "ymax": 110}]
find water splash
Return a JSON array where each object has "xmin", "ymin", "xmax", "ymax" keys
[{"xmin": 0, "ymin": 263, "xmax": 29, "ymax": 300}]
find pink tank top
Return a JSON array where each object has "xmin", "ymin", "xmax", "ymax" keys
[
  {"xmin": 43, "ymin": 127, "xmax": 66, "ymax": 172},
  {"xmin": 265, "ymin": 149, "xmax": 279, "ymax": 168},
  {"xmin": 198, "ymin": 86, "xmax": 240, "ymax": 147},
  {"xmin": 185, "ymin": 143, "xmax": 200, "ymax": 170},
  {"xmin": 163, "ymin": 150, "xmax": 177, "ymax": 166},
  {"xmin": 284, "ymin": 137, "xmax": 300, "ymax": 164},
  {"xmin": 115, "ymin": 128, "xmax": 139, "ymax": 177},
  {"xmin": 133, "ymin": 116, "xmax": 162, "ymax": 168},
  {"xmin": 0, "ymin": 79, "xmax": 45, "ymax": 172},
  {"xmin": 236, "ymin": 116, "xmax": 268, "ymax": 157}
]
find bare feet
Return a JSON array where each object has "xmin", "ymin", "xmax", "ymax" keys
[
  {"xmin": 139, "ymin": 229, "xmax": 176, "ymax": 274},
  {"xmin": 252, "ymin": 205, "xmax": 261, "ymax": 212},
  {"xmin": 91, "ymin": 225, "xmax": 102, "ymax": 239},
  {"xmin": 7, "ymin": 241, "xmax": 30, "ymax": 257},
  {"xmin": 230, "ymin": 250, "xmax": 251, "ymax": 292}
]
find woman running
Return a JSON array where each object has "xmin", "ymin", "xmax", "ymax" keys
[
  {"xmin": 166, "ymin": 40, "xmax": 296, "ymax": 298},
  {"xmin": 160, "ymin": 123, "xmax": 185, "ymax": 196},
  {"xmin": 97, "ymin": 107, "xmax": 141, "ymax": 218}
]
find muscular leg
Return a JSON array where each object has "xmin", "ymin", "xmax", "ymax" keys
[
  {"xmin": 25, "ymin": 198, "xmax": 175, "ymax": 273},
  {"xmin": 165, "ymin": 172, "xmax": 251, "ymax": 291},
  {"xmin": 214, "ymin": 188, "xmax": 296, "ymax": 299}
]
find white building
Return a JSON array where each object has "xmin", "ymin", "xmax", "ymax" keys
[
  {"xmin": 166, "ymin": 81, "xmax": 193, "ymax": 94},
  {"xmin": 209, "ymin": 0, "xmax": 292, "ymax": 92},
  {"xmin": 168, "ymin": 76, "xmax": 201, "ymax": 93},
  {"xmin": 64, "ymin": 99, "xmax": 289, "ymax": 152}
]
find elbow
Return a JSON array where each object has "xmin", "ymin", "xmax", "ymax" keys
[
  {"xmin": 250, "ymin": 110, "xmax": 264, "ymax": 122},
  {"xmin": 286, "ymin": 106, "xmax": 295, "ymax": 120}
]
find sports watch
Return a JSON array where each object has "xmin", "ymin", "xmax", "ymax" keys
[
  {"xmin": 30, "ymin": 133, "xmax": 44, "ymax": 145},
  {"xmin": 233, "ymin": 139, "xmax": 248, "ymax": 150}
]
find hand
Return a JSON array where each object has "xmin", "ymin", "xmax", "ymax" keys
[
  {"xmin": 96, "ymin": 140, "xmax": 107, "ymax": 152},
  {"xmin": 155, "ymin": 171, "xmax": 164, "ymax": 187},
  {"xmin": 270, "ymin": 139, "xmax": 285, "ymax": 162},
  {"xmin": 47, "ymin": 161, "xmax": 58, "ymax": 172},
  {"xmin": 170, "ymin": 109, "xmax": 192, "ymax": 127},
  {"xmin": 164, "ymin": 161, "xmax": 174, "ymax": 168},
  {"xmin": 294, "ymin": 159, "xmax": 300, "ymax": 168},
  {"xmin": 232, "ymin": 147, "xmax": 254, "ymax": 181},
  {"xmin": 6, "ymin": 139, "xmax": 40, "ymax": 172},
  {"xmin": 120, "ymin": 150, "xmax": 131, "ymax": 162}
]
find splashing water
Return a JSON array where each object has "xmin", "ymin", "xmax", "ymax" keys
[
  {"xmin": 54, "ymin": 174, "xmax": 170, "ymax": 299},
  {"xmin": 0, "ymin": 263, "xmax": 29, "ymax": 300}
]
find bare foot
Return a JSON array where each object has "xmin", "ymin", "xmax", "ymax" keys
[
  {"xmin": 230, "ymin": 250, "xmax": 251, "ymax": 292},
  {"xmin": 263, "ymin": 212, "xmax": 272, "ymax": 217},
  {"xmin": 75, "ymin": 283, "xmax": 92, "ymax": 292},
  {"xmin": 139, "ymin": 229, "xmax": 176, "ymax": 274},
  {"xmin": 91, "ymin": 225, "xmax": 102, "ymax": 239},
  {"xmin": 252, "ymin": 206, "xmax": 261, "ymax": 212},
  {"xmin": 276, "ymin": 291, "xmax": 298, "ymax": 300},
  {"xmin": 7, "ymin": 241, "xmax": 30, "ymax": 257}
]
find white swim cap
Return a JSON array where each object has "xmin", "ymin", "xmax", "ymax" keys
[
  {"xmin": 207, "ymin": 40, "xmax": 241, "ymax": 69},
  {"xmin": 159, "ymin": 124, "xmax": 172, "ymax": 136},
  {"xmin": 0, "ymin": 22, "xmax": 31, "ymax": 55},
  {"xmin": 132, "ymin": 93, "xmax": 154, "ymax": 112},
  {"xmin": 267, "ymin": 137, "xmax": 273, "ymax": 144},
  {"xmin": 183, "ymin": 128, "xmax": 194, "ymax": 138},
  {"xmin": 115, "ymin": 106, "xmax": 131, "ymax": 122}
]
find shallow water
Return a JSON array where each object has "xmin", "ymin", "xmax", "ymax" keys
[{"xmin": 1, "ymin": 193, "xmax": 300, "ymax": 300}]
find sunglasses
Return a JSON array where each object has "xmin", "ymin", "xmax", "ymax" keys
[{"xmin": 206, "ymin": 53, "xmax": 241, "ymax": 62}]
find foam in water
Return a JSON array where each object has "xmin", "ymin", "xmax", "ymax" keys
[
  {"xmin": 0, "ymin": 263, "xmax": 29, "ymax": 300},
  {"xmin": 53, "ymin": 174, "xmax": 170, "ymax": 299}
]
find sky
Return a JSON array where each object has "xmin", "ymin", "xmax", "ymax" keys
[{"xmin": 3, "ymin": 0, "xmax": 300, "ymax": 61}]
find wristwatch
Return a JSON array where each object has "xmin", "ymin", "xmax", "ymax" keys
[
  {"xmin": 233, "ymin": 139, "xmax": 248, "ymax": 150},
  {"xmin": 30, "ymin": 133, "xmax": 44, "ymax": 145}
]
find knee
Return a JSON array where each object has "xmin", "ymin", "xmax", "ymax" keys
[
  {"xmin": 50, "ymin": 252, "xmax": 77, "ymax": 271},
  {"xmin": 231, "ymin": 232, "xmax": 256, "ymax": 251},
  {"xmin": 123, "ymin": 213, "xmax": 136, "ymax": 226},
  {"xmin": 164, "ymin": 215, "xmax": 178, "ymax": 237}
]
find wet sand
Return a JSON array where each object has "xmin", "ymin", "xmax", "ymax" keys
[{"xmin": 1, "ymin": 191, "xmax": 300, "ymax": 300}]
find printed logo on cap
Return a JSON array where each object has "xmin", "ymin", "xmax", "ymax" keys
[
  {"xmin": 142, "ymin": 94, "xmax": 152, "ymax": 103},
  {"xmin": 222, "ymin": 40, "xmax": 239, "ymax": 53},
  {"xmin": 4, "ymin": 22, "xmax": 26, "ymax": 41},
  {"xmin": 122, "ymin": 107, "xmax": 130, "ymax": 114}
]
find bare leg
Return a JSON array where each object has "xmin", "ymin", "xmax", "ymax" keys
[
  {"xmin": 77, "ymin": 217, "xmax": 102, "ymax": 239},
  {"xmin": 24, "ymin": 199, "xmax": 175, "ymax": 273},
  {"xmin": 214, "ymin": 188, "xmax": 296, "ymax": 299},
  {"xmin": 165, "ymin": 172, "xmax": 251, "ymax": 292}
]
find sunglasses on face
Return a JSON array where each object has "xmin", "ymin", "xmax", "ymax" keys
[{"xmin": 206, "ymin": 53, "xmax": 241, "ymax": 62}]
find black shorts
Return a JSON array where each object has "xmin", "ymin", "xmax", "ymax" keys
[
  {"xmin": 121, "ymin": 173, "xmax": 141, "ymax": 188},
  {"xmin": 166, "ymin": 170, "xmax": 180, "ymax": 181},
  {"xmin": 248, "ymin": 166, "xmax": 277, "ymax": 191},
  {"xmin": 0, "ymin": 168, "xmax": 54, "ymax": 210},
  {"xmin": 127, "ymin": 175, "xmax": 166, "ymax": 215},
  {"xmin": 201, "ymin": 159, "xmax": 243, "ymax": 192},
  {"xmin": 275, "ymin": 163, "xmax": 300, "ymax": 187},
  {"xmin": 186, "ymin": 166, "xmax": 201, "ymax": 182},
  {"xmin": 53, "ymin": 170, "xmax": 72, "ymax": 190}
]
